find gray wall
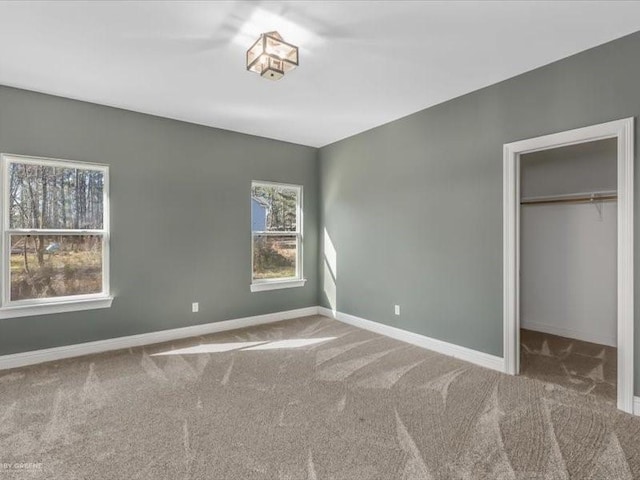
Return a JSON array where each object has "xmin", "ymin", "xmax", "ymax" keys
[
  {"xmin": 319, "ymin": 31, "xmax": 640, "ymax": 391},
  {"xmin": 521, "ymin": 138, "xmax": 617, "ymax": 198},
  {"xmin": 0, "ymin": 85, "xmax": 318, "ymax": 355}
]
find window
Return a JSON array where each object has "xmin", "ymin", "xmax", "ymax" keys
[
  {"xmin": 0, "ymin": 154, "xmax": 112, "ymax": 318},
  {"xmin": 251, "ymin": 181, "xmax": 305, "ymax": 292}
]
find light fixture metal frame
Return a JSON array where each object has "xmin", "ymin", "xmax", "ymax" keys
[{"xmin": 246, "ymin": 31, "xmax": 299, "ymax": 81}]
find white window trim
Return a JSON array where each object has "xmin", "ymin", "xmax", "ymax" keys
[
  {"xmin": 0, "ymin": 153, "xmax": 113, "ymax": 319},
  {"xmin": 250, "ymin": 279, "xmax": 307, "ymax": 293},
  {"xmin": 250, "ymin": 180, "xmax": 306, "ymax": 292}
]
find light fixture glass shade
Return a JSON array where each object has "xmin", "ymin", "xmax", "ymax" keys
[{"xmin": 246, "ymin": 31, "xmax": 298, "ymax": 80}]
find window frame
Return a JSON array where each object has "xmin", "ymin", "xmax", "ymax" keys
[
  {"xmin": 0, "ymin": 153, "xmax": 113, "ymax": 319},
  {"xmin": 250, "ymin": 180, "xmax": 306, "ymax": 292}
]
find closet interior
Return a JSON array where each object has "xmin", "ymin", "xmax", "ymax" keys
[{"xmin": 519, "ymin": 138, "xmax": 617, "ymax": 404}]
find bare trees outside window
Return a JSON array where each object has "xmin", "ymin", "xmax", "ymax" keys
[
  {"xmin": 2, "ymin": 155, "xmax": 109, "ymax": 304},
  {"xmin": 251, "ymin": 182, "xmax": 302, "ymax": 283}
]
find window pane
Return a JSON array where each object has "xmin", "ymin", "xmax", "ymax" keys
[
  {"xmin": 253, "ymin": 235, "xmax": 297, "ymax": 280},
  {"xmin": 251, "ymin": 184, "xmax": 298, "ymax": 232},
  {"xmin": 10, "ymin": 235, "xmax": 103, "ymax": 301},
  {"xmin": 9, "ymin": 162, "xmax": 104, "ymax": 229}
]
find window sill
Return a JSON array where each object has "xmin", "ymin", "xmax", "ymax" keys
[
  {"xmin": 0, "ymin": 296, "xmax": 114, "ymax": 319},
  {"xmin": 250, "ymin": 279, "xmax": 307, "ymax": 292}
]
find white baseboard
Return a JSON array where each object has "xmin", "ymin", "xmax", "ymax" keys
[
  {"xmin": 633, "ymin": 397, "xmax": 640, "ymax": 416},
  {"xmin": 318, "ymin": 307, "xmax": 505, "ymax": 373},
  {"xmin": 0, "ymin": 306, "xmax": 319, "ymax": 370},
  {"xmin": 522, "ymin": 320, "xmax": 616, "ymax": 347}
]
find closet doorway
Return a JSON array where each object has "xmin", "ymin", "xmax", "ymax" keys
[
  {"xmin": 503, "ymin": 118, "xmax": 634, "ymax": 413},
  {"xmin": 520, "ymin": 139, "xmax": 617, "ymax": 403}
]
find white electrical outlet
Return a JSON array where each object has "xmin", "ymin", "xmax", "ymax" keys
[
  {"xmin": 394, "ymin": 304, "xmax": 400, "ymax": 316},
  {"xmin": 192, "ymin": 302, "xmax": 199, "ymax": 313}
]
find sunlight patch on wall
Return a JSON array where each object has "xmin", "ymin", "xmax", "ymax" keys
[
  {"xmin": 323, "ymin": 228, "xmax": 337, "ymax": 314},
  {"xmin": 324, "ymin": 228, "xmax": 337, "ymax": 279}
]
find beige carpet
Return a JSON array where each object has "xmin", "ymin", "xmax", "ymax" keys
[
  {"xmin": 521, "ymin": 329, "xmax": 617, "ymax": 404},
  {"xmin": 1, "ymin": 315, "xmax": 640, "ymax": 479}
]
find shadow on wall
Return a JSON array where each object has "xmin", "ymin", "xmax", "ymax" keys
[{"xmin": 323, "ymin": 228, "xmax": 337, "ymax": 314}]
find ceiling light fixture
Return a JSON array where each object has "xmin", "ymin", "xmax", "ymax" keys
[{"xmin": 246, "ymin": 31, "xmax": 299, "ymax": 81}]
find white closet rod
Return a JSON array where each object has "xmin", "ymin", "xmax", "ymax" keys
[{"xmin": 521, "ymin": 190, "xmax": 617, "ymax": 206}]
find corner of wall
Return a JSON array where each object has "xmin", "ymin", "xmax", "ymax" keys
[{"xmin": 315, "ymin": 145, "xmax": 324, "ymax": 309}]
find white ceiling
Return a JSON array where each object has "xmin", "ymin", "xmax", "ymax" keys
[{"xmin": 1, "ymin": 1, "xmax": 640, "ymax": 147}]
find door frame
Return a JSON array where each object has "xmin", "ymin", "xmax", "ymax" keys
[{"xmin": 503, "ymin": 117, "xmax": 635, "ymax": 413}]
